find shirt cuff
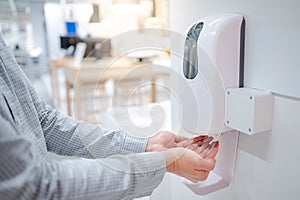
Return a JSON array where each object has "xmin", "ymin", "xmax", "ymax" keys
[
  {"xmin": 122, "ymin": 132, "xmax": 148, "ymax": 153},
  {"xmin": 125, "ymin": 151, "xmax": 167, "ymax": 198}
]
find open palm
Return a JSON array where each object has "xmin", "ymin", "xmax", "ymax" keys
[{"xmin": 146, "ymin": 131, "xmax": 213, "ymax": 152}]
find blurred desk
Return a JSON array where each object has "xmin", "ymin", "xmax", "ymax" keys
[
  {"xmin": 64, "ymin": 58, "xmax": 170, "ymax": 119},
  {"xmin": 50, "ymin": 57, "xmax": 74, "ymax": 108}
]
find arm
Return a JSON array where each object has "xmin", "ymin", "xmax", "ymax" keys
[
  {"xmin": 0, "ymin": 115, "xmax": 166, "ymax": 200},
  {"xmin": 26, "ymin": 77, "xmax": 147, "ymax": 158},
  {"xmin": 38, "ymin": 103, "xmax": 147, "ymax": 158},
  {"xmin": 0, "ymin": 114, "xmax": 218, "ymax": 199}
]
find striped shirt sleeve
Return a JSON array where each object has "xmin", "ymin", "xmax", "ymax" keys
[{"xmin": 0, "ymin": 113, "xmax": 166, "ymax": 200}]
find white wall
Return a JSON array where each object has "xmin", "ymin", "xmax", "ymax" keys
[
  {"xmin": 166, "ymin": 95, "xmax": 300, "ymax": 200},
  {"xmin": 44, "ymin": 3, "xmax": 65, "ymax": 58},
  {"xmin": 152, "ymin": 0, "xmax": 300, "ymax": 199}
]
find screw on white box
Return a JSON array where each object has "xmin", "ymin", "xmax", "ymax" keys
[{"xmin": 179, "ymin": 13, "xmax": 245, "ymax": 195}]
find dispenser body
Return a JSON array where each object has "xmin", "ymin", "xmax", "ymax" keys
[
  {"xmin": 181, "ymin": 13, "xmax": 245, "ymax": 135},
  {"xmin": 179, "ymin": 13, "xmax": 245, "ymax": 195}
]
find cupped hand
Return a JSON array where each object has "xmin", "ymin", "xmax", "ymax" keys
[
  {"xmin": 145, "ymin": 131, "xmax": 212, "ymax": 152},
  {"xmin": 162, "ymin": 146, "xmax": 219, "ymax": 182}
]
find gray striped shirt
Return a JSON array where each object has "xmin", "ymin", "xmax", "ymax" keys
[{"xmin": 0, "ymin": 31, "xmax": 166, "ymax": 200}]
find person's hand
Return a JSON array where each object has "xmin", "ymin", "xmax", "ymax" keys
[
  {"xmin": 161, "ymin": 142, "xmax": 219, "ymax": 182},
  {"xmin": 145, "ymin": 131, "xmax": 213, "ymax": 152}
]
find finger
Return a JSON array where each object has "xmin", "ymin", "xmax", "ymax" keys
[
  {"xmin": 192, "ymin": 135, "xmax": 208, "ymax": 143},
  {"xmin": 195, "ymin": 142, "xmax": 209, "ymax": 154},
  {"xmin": 199, "ymin": 143, "xmax": 212, "ymax": 158},
  {"xmin": 187, "ymin": 144, "xmax": 199, "ymax": 152},
  {"xmin": 188, "ymin": 143, "xmax": 210, "ymax": 159},
  {"xmin": 194, "ymin": 136, "xmax": 213, "ymax": 147},
  {"xmin": 179, "ymin": 135, "xmax": 208, "ymax": 147},
  {"xmin": 205, "ymin": 141, "xmax": 219, "ymax": 159},
  {"xmin": 195, "ymin": 140, "xmax": 204, "ymax": 147},
  {"xmin": 177, "ymin": 135, "xmax": 210, "ymax": 148},
  {"xmin": 202, "ymin": 136, "xmax": 214, "ymax": 144}
]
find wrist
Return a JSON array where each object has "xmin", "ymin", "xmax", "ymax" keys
[
  {"xmin": 162, "ymin": 148, "xmax": 184, "ymax": 173},
  {"xmin": 146, "ymin": 135, "xmax": 162, "ymax": 152},
  {"xmin": 161, "ymin": 150, "xmax": 174, "ymax": 172},
  {"xmin": 145, "ymin": 137, "xmax": 154, "ymax": 152}
]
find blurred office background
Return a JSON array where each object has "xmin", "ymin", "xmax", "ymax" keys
[{"xmin": 0, "ymin": 0, "xmax": 171, "ymax": 126}]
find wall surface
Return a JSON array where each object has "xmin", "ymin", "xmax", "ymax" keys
[
  {"xmin": 170, "ymin": 0, "xmax": 300, "ymax": 99},
  {"xmin": 44, "ymin": 3, "xmax": 65, "ymax": 58},
  {"xmin": 158, "ymin": 0, "xmax": 300, "ymax": 200}
]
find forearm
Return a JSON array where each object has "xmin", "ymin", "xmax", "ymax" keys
[
  {"xmin": 0, "ymin": 112, "xmax": 165, "ymax": 200},
  {"xmin": 36, "ymin": 102, "xmax": 148, "ymax": 158},
  {"xmin": 50, "ymin": 153, "xmax": 166, "ymax": 199},
  {"xmin": 1, "ymin": 143, "xmax": 166, "ymax": 200}
]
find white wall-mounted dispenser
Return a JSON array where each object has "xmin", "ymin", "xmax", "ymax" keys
[{"xmin": 179, "ymin": 13, "xmax": 245, "ymax": 195}]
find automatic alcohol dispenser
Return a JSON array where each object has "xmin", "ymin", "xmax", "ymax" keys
[{"xmin": 179, "ymin": 13, "xmax": 245, "ymax": 195}]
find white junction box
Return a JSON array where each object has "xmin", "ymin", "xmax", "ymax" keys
[{"xmin": 225, "ymin": 88, "xmax": 274, "ymax": 135}]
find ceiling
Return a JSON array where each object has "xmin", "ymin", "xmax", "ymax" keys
[
  {"xmin": 0, "ymin": 0, "xmax": 145, "ymax": 21},
  {"xmin": 0, "ymin": 0, "xmax": 59, "ymax": 21}
]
